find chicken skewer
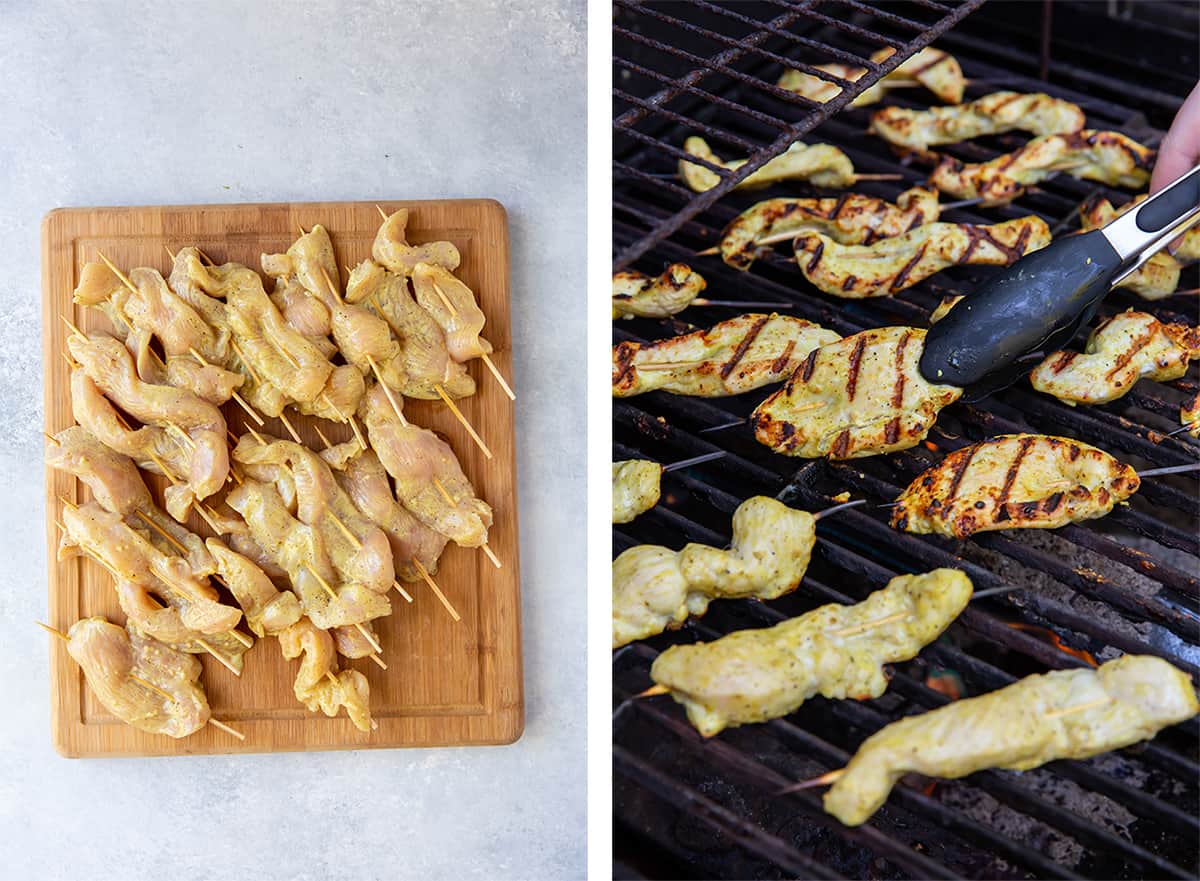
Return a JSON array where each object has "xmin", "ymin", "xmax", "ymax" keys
[
  {"xmin": 642, "ymin": 569, "xmax": 973, "ymax": 737},
  {"xmin": 698, "ymin": 186, "xmax": 942, "ymax": 270},
  {"xmin": 792, "ymin": 216, "xmax": 1051, "ymax": 298},
  {"xmin": 778, "ymin": 46, "xmax": 965, "ymax": 108},
  {"xmin": 779, "ymin": 655, "xmax": 1199, "ymax": 827},
  {"xmin": 613, "ymin": 313, "xmax": 841, "ymax": 398},
  {"xmin": 38, "ymin": 619, "xmax": 244, "ymax": 740},
  {"xmin": 679, "ymin": 137, "xmax": 900, "ymax": 194},
  {"xmin": 611, "ymin": 451, "xmax": 726, "ymax": 524}
]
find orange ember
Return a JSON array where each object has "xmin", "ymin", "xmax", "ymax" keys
[{"xmin": 1006, "ymin": 622, "xmax": 1099, "ymax": 666}]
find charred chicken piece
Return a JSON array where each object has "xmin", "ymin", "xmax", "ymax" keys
[
  {"xmin": 752, "ymin": 327, "xmax": 962, "ymax": 459},
  {"xmin": 679, "ymin": 137, "xmax": 855, "ymax": 193},
  {"xmin": 1079, "ymin": 196, "xmax": 1200, "ymax": 300},
  {"xmin": 411, "ymin": 261, "xmax": 493, "ymax": 363},
  {"xmin": 612, "ymin": 497, "xmax": 816, "ymax": 647},
  {"xmin": 778, "ymin": 47, "xmax": 964, "ymax": 108},
  {"xmin": 1030, "ymin": 311, "xmax": 1200, "ymax": 406},
  {"xmin": 824, "ymin": 655, "xmax": 1199, "ymax": 826},
  {"xmin": 793, "ymin": 217, "xmax": 1051, "ymax": 298},
  {"xmin": 278, "ymin": 617, "xmax": 373, "ymax": 732},
  {"xmin": 870, "ymin": 91, "xmax": 1085, "ymax": 154},
  {"xmin": 891, "ymin": 434, "xmax": 1141, "ymax": 538},
  {"xmin": 372, "ymin": 207, "xmax": 460, "ymax": 276},
  {"xmin": 1182, "ymin": 390, "xmax": 1200, "ymax": 438},
  {"xmin": 613, "ymin": 313, "xmax": 841, "ymax": 398},
  {"xmin": 612, "ymin": 460, "xmax": 662, "ymax": 524},
  {"xmin": 651, "ymin": 569, "xmax": 973, "ymax": 737},
  {"xmin": 929, "ymin": 130, "xmax": 1155, "ymax": 206},
  {"xmin": 66, "ymin": 618, "xmax": 211, "ymax": 738},
  {"xmin": 611, "ymin": 264, "xmax": 707, "ymax": 320},
  {"xmin": 716, "ymin": 187, "xmax": 940, "ymax": 271}
]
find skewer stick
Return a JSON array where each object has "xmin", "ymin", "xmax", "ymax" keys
[
  {"xmin": 144, "ymin": 450, "xmax": 180, "ymax": 484},
  {"xmin": 481, "ymin": 543, "xmax": 502, "ymax": 569},
  {"xmin": 366, "ymin": 356, "xmax": 407, "ymax": 426},
  {"xmin": 324, "ymin": 509, "xmax": 413, "ymax": 603},
  {"xmin": 129, "ymin": 673, "xmax": 174, "ymax": 701},
  {"xmin": 661, "ymin": 450, "xmax": 726, "ymax": 473},
  {"xmin": 207, "ymin": 718, "xmax": 246, "ymax": 740},
  {"xmin": 229, "ymin": 340, "xmax": 263, "ymax": 385},
  {"xmin": 165, "ymin": 421, "xmax": 196, "ymax": 451},
  {"xmin": 59, "ymin": 314, "xmax": 86, "ymax": 339},
  {"xmin": 277, "ymin": 410, "xmax": 303, "ymax": 443},
  {"xmin": 195, "ymin": 248, "xmax": 215, "ymax": 266},
  {"xmin": 164, "ymin": 245, "xmax": 177, "ymax": 262},
  {"xmin": 195, "ymin": 504, "xmax": 226, "ymax": 536},
  {"xmin": 313, "ymin": 424, "xmax": 333, "ymax": 450},
  {"xmin": 326, "ymin": 671, "xmax": 339, "ymax": 685},
  {"xmin": 691, "ymin": 298, "xmax": 795, "ymax": 309},
  {"xmin": 61, "ymin": 351, "xmax": 80, "ymax": 371},
  {"xmin": 1137, "ymin": 463, "xmax": 1200, "ymax": 478},
  {"xmin": 813, "ymin": 499, "xmax": 869, "ymax": 520},
  {"xmin": 44, "ymin": 431, "xmax": 60, "ymax": 445},
  {"xmin": 376, "ymin": 204, "xmax": 388, "ymax": 221},
  {"xmin": 429, "ymin": 281, "xmax": 516, "ymax": 402},
  {"xmin": 196, "ymin": 638, "xmax": 240, "ymax": 676},
  {"xmin": 278, "ymin": 346, "xmax": 302, "ymax": 369},
  {"xmin": 777, "ymin": 769, "xmax": 846, "ymax": 794},
  {"xmin": 95, "ymin": 251, "xmax": 138, "ymax": 295},
  {"xmin": 1165, "ymin": 422, "xmax": 1198, "ymax": 437},
  {"xmin": 434, "ymin": 384, "xmax": 493, "ymax": 459},
  {"xmin": 632, "ymin": 361, "xmax": 706, "ymax": 371},
  {"xmin": 305, "ymin": 564, "xmax": 384, "ymax": 655},
  {"xmin": 832, "ymin": 611, "xmax": 911, "ymax": 638},
  {"xmin": 318, "ymin": 265, "xmax": 343, "ymax": 305},
  {"xmin": 188, "ymin": 347, "xmax": 265, "ymax": 425},
  {"xmin": 1046, "ymin": 696, "xmax": 1113, "ymax": 719},
  {"xmin": 636, "ymin": 683, "xmax": 669, "ymax": 698},
  {"xmin": 369, "ymin": 653, "xmax": 388, "ymax": 670},
  {"xmin": 342, "ymin": 407, "xmax": 367, "ymax": 448},
  {"xmin": 851, "ymin": 173, "xmax": 904, "ymax": 182},
  {"xmin": 433, "ymin": 478, "xmax": 457, "ymax": 506},
  {"xmin": 411, "ymin": 558, "xmax": 458, "ymax": 621}
]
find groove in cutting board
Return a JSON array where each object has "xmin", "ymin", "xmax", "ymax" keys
[{"xmin": 42, "ymin": 199, "xmax": 522, "ymax": 757}]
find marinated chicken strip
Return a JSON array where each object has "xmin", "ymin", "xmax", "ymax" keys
[
  {"xmin": 1079, "ymin": 197, "xmax": 1199, "ymax": 300},
  {"xmin": 321, "ymin": 442, "xmax": 449, "ymax": 582},
  {"xmin": 207, "ymin": 539, "xmax": 302, "ymax": 637},
  {"xmin": 652, "ymin": 569, "xmax": 973, "ymax": 737},
  {"xmin": 613, "ymin": 314, "xmax": 840, "ymax": 397},
  {"xmin": 752, "ymin": 327, "xmax": 962, "ymax": 459},
  {"xmin": 1182, "ymin": 390, "xmax": 1200, "ymax": 438},
  {"xmin": 612, "ymin": 460, "xmax": 662, "ymax": 524},
  {"xmin": 929, "ymin": 130, "xmax": 1154, "ymax": 206},
  {"xmin": 824, "ymin": 655, "xmax": 1200, "ymax": 826},
  {"xmin": 1030, "ymin": 311, "xmax": 1200, "ymax": 405},
  {"xmin": 361, "ymin": 383, "xmax": 493, "ymax": 547},
  {"xmin": 892, "ymin": 434, "xmax": 1140, "ymax": 538},
  {"xmin": 372, "ymin": 207, "xmax": 460, "ymax": 276},
  {"xmin": 870, "ymin": 91, "xmax": 1085, "ymax": 154},
  {"xmin": 611, "ymin": 264, "xmax": 707, "ymax": 320},
  {"xmin": 793, "ymin": 217, "xmax": 1051, "ymax": 298},
  {"xmin": 411, "ymin": 262, "xmax": 493, "ymax": 362},
  {"xmin": 717, "ymin": 187, "xmax": 940, "ymax": 271},
  {"xmin": 66, "ymin": 618, "xmax": 211, "ymax": 738},
  {"xmin": 232, "ymin": 433, "xmax": 395, "ymax": 595},
  {"xmin": 226, "ymin": 478, "xmax": 390, "ymax": 630},
  {"xmin": 67, "ymin": 333, "xmax": 229, "ymax": 504},
  {"xmin": 278, "ymin": 618, "xmax": 373, "ymax": 732},
  {"xmin": 332, "ymin": 622, "xmax": 381, "ymax": 660},
  {"xmin": 270, "ymin": 276, "xmax": 333, "ymax": 341},
  {"xmin": 680, "ymin": 137, "xmax": 855, "ymax": 193},
  {"xmin": 612, "ymin": 497, "xmax": 815, "ymax": 647},
  {"xmin": 346, "ymin": 260, "xmax": 475, "ymax": 399},
  {"xmin": 778, "ymin": 47, "xmax": 964, "ymax": 108}
]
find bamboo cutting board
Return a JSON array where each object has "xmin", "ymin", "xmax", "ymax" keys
[{"xmin": 42, "ymin": 199, "xmax": 522, "ymax": 757}]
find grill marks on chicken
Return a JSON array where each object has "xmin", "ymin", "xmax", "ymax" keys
[
  {"xmin": 67, "ymin": 618, "xmax": 212, "ymax": 738},
  {"xmin": 793, "ymin": 217, "xmax": 1051, "ymax": 298},
  {"xmin": 651, "ymin": 569, "xmax": 973, "ymax": 737},
  {"xmin": 753, "ymin": 327, "xmax": 962, "ymax": 459},
  {"xmin": 611, "ymin": 264, "xmax": 708, "ymax": 320},
  {"xmin": 612, "ymin": 460, "xmax": 663, "ymax": 524},
  {"xmin": 278, "ymin": 617, "xmax": 374, "ymax": 732},
  {"xmin": 778, "ymin": 47, "xmax": 964, "ymax": 108},
  {"xmin": 870, "ymin": 91, "xmax": 1085, "ymax": 154},
  {"xmin": 929, "ymin": 130, "xmax": 1155, "ymax": 206},
  {"xmin": 612, "ymin": 497, "xmax": 816, "ymax": 647},
  {"xmin": 1030, "ymin": 311, "xmax": 1200, "ymax": 405},
  {"xmin": 717, "ymin": 187, "xmax": 940, "ymax": 271},
  {"xmin": 823, "ymin": 655, "xmax": 1200, "ymax": 826},
  {"xmin": 892, "ymin": 434, "xmax": 1140, "ymax": 538},
  {"xmin": 679, "ymin": 137, "xmax": 856, "ymax": 193},
  {"xmin": 1079, "ymin": 197, "xmax": 1199, "ymax": 300},
  {"xmin": 613, "ymin": 313, "xmax": 841, "ymax": 397}
]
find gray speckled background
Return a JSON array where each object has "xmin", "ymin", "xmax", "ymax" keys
[{"xmin": 0, "ymin": 2, "xmax": 586, "ymax": 878}]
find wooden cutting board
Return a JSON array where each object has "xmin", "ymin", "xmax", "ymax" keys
[{"xmin": 41, "ymin": 199, "xmax": 523, "ymax": 757}]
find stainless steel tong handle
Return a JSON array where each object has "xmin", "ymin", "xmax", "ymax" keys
[{"xmin": 1101, "ymin": 163, "xmax": 1200, "ymax": 281}]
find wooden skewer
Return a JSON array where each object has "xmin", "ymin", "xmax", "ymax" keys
[
  {"xmin": 229, "ymin": 340, "xmax": 263, "ymax": 385},
  {"xmin": 481, "ymin": 543, "xmax": 502, "ymax": 569},
  {"xmin": 376, "ymin": 204, "xmax": 388, "ymax": 221},
  {"xmin": 1046, "ymin": 696, "xmax": 1113, "ymax": 719},
  {"xmin": 188, "ymin": 347, "xmax": 265, "ymax": 426},
  {"xmin": 207, "ymin": 718, "xmax": 246, "ymax": 740},
  {"xmin": 313, "ymin": 424, "xmax": 333, "ymax": 450},
  {"xmin": 832, "ymin": 611, "xmax": 911, "ymax": 638},
  {"xmin": 851, "ymin": 173, "xmax": 904, "ymax": 182},
  {"xmin": 195, "ymin": 248, "xmax": 215, "ymax": 266},
  {"xmin": 430, "ymin": 281, "xmax": 516, "ymax": 402},
  {"xmin": 195, "ymin": 504, "xmax": 226, "ymax": 536},
  {"xmin": 59, "ymin": 314, "xmax": 86, "ymax": 339},
  {"xmin": 277, "ymin": 410, "xmax": 303, "ymax": 443},
  {"xmin": 632, "ymin": 360, "xmax": 706, "ymax": 371},
  {"xmin": 164, "ymin": 245, "xmax": 177, "ymax": 262},
  {"xmin": 325, "ymin": 509, "xmax": 413, "ymax": 603},
  {"xmin": 433, "ymin": 477, "xmax": 457, "ymax": 506},
  {"xmin": 367, "ymin": 355, "xmax": 408, "ymax": 426},
  {"xmin": 95, "ymin": 250, "xmax": 138, "ymax": 295},
  {"xmin": 317, "ymin": 265, "xmax": 343, "ymax": 305},
  {"xmin": 636, "ymin": 683, "xmax": 669, "ymax": 698},
  {"xmin": 164, "ymin": 421, "xmax": 196, "ymax": 451},
  {"xmin": 144, "ymin": 450, "xmax": 180, "ymax": 484},
  {"xmin": 195, "ymin": 638, "xmax": 240, "ymax": 676},
  {"xmin": 411, "ymin": 558, "xmax": 459, "ymax": 621},
  {"xmin": 44, "ymin": 431, "xmax": 59, "ymax": 445},
  {"xmin": 778, "ymin": 769, "xmax": 846, "ymax": 793},
  {"xmin": 369, "ymin": 652, "xmax": 388, "ymax": 670},
  {"xmin": 278, "ymin": 345, "xmax": 302, "ymax": 369},
  {"xmin": 326, "ymin": 671, "xmax": 339, "ymax": 685},
  {"xmin": 433, "ymin": 384, "xmax": 492, "ymax": 459},
  {"xmin": 305, "ymin": 564, "xmax": 384, "ymax": 656},
  {"xmin": 129, "ymin": 673, "xmax": 174, "ymax": 701},
  {"xmin": 61, "ymin": 351, "xmax": 80, "ymax": 371},
  {"xmin": 692, "ymin": 298, "xmax": 794, "ymax": 309}
]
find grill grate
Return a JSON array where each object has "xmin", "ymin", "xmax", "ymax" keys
[{"xmin": 612, "ymin": 2, "xmax": 1200, "ymax": 879}]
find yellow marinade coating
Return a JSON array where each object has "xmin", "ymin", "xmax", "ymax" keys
[
  {"xmin": 612, "ymin": 460, "xmax": 663, "ymax": 524},
  {"xmin": 824, "ymin": 655, "xmax": 1199, "ymax": 826},
  {"xmin": 612, "ymin": 497, "xmax": 816, "ymax": 648},
  {"xmin": 611, "ymin": 264, "xmax": 707, "ymax": 320},
  {"xmin": 679, "ymin": 137, "xmax": 855, "ymax": 193},
  {"xmin": 651, "ymin": 569, "xmax": 973, "ymax": 737}
]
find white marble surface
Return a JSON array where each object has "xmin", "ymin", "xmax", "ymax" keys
[{"xmin": 0, "ymin": 2, "xmax": 586, "ymax": 878}]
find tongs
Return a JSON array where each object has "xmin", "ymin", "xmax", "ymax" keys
[{"xmin": 920, "ymin": 164, "xmax": 1200, "ymax": 401}]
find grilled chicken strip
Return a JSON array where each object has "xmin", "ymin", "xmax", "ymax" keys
[
  {"xmin": 612, "ymin": 497, "xmax": 815, "ymax": 647},
  {"xmin": 321, "ymin": 441, "xmax": 449, "ymax": 582},
  {"xmin": 753, "ymin": 327, "xmax": 962, "ymax": 459},
  {"xmin": 278, "ymin": 617, "xmax": 373, "ymax": 732},
  {"xmin": 824, "ymin": 655, "xmax": 1200, "ymax": 826},
  {"xmin": 360, "ymin": 383, "xmax": 493, "ymax": 548},
  {"xmin": 1030, "ymin": 311, "xmax": 1200, "ymax": 405},
  {"xmin": 717, "ymin": 187, "xmax": 941, "ymax": 271},
  {"xmin": 346, "ymin": 260, "xmax": 475, "ymax": 399},
  {"xmin": 66, "ymin": 618, "xmax": 211, "ymax": 738},
  {"xmin": 613, "ymin": 314, "xmax": 841, "ymax": 398},
  {"xmin": 778, "ymin": 47, "xmax": 964, "ymax": 108},
  {"xmin": 612, "ymin": 460, "xmax": 662, "ymax": 524},
  {"xmin": 372, "ymin": 207, "xmax": 460, "ymax": 276},
  {"xmin": 411, "ymin": 261, "xmax": 493, "ymax": 362},
  {"xmin": 1079, "ymin": 197, "xmax": 1200, "ymax": 300},
  {"xmin": 929, "ymin": 130, "xmax": 1155, "ymax": 206},
  {"xmin": 680, "ymin": 137, "xmax": 855, "ymax": 193},
  {"xmin": 68, "ymin": 332, "xmax": 230, "ymax": 507},
  {"xmin": 892, "ymin": 434, "xmax": 1140, "ymax": 538},
  {"xmin": 793, "ymin": 217, "xmax": 1051, "ymax": 298},
  {"xmin": 652, "ymin": 569, "xmax": 973, "ymax": 737},
  {"xmin": 870, "ymin": 91, "xmax": 1085, "ymax": 154},
  {"xmin": 611, "ymin": 264, "xmax": 708, "ymax": 320}
]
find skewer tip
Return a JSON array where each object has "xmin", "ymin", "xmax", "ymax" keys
[
  {"xmin": 36, "ymin": 621, "xmax": 69, "ymax": 642},
  {"xmin": 208, "ymin": 718, "xmax": 246, "ymax": 740},
  {"xmin": 635, "ymin": 683, "xmax": 669, "ymax": 698},
  {"xmin": 776, "ymin": 768, "xmax": 845, "ymax": 794}
]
